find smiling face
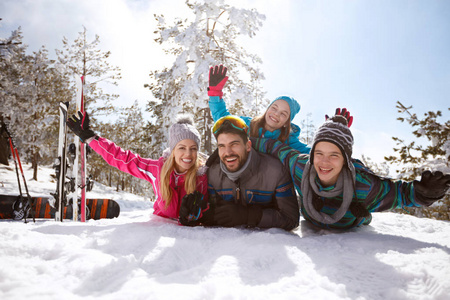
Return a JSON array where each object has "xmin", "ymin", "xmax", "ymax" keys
[
  {"xmin": 313, "ymin": 141, "xmax": 345, "ymax": 187},
  {"xmin": 264, "ymin": 100, "xmax": 291, "ymax": 132},
  {"xmin": 217, "ymin": 132, "xmax": 251, "ymax": 172},
  {"xmin": 173, "ymin": 139, "xmax": 198, "ymax": 173}
]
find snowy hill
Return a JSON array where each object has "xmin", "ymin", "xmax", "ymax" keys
[{"xmin": 1, "ymin": 163, "xmax": 449, "ymax": 300}]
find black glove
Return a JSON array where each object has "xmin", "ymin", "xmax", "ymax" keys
[
  {"xmin": 179, "ymin": 191, "xmax": 208, "ymax": 226},
  {"xmin": 67, "ymin": 111, "xmax": 96, "ymax": 142},
  {"xmin": 414, "ymin": 170, "xmax": 450, "ymax": 206},
  {"xmin": 214, "ymin": 203, "xmax": 262, "ymax": 228},
  {"xmin": 326, "ymin": 108, "xmax": 353, "ymax": 128},
  {"xmin": 207, "ymin": 65, "xmax": 228, "ymax": 97}
]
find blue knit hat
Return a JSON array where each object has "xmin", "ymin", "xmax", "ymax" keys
[{"xmin": 269, "ymin": 96, "xmax": 301, "ymax": 121}]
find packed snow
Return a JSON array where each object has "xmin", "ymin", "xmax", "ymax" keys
[{"xmin": 1, "ymin": 162, "xmax": 449, "ymax": 300}]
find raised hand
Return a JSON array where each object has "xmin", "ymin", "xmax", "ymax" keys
[
  {"xmin": 67, "ymin": 111, "xmax": 96, "ymax": 142},
  {"xmin": 207, "ymin": 65, "xmax": 228, "ymax": 97},
  {"xmin": 326, "ymin": 108, "xmax": 353, "ymax": 127}
]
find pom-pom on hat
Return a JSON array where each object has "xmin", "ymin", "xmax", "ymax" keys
[
  {"xmin": 269, "ymin": 96, "xmax": 301, "ymax": 121},
  {"xmin": 169, "ymin": 115, "xmax": 201, "ymax": 152}
]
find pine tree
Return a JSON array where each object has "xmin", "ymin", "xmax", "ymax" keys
[
  {"xmin": 23, "ymin": 47, "xmax": 72, "ymax": 179},
  {"xmin": 0, "ymin": 28, "xmax": 29, "ymax": 129},
  {"xmin": 145, "ymin": 0, "xmax": 267, "ymax": 154},
  {"xmin": 55, "ymin": 26, "xmax": 122, "ymax": 116},
  {"xmin": 1, "ymin": 28, "xmax": 71, "ymax": 179},
  {"xmin": 385, "ymin": 101, "xmax": 450, "ymax": 220}
]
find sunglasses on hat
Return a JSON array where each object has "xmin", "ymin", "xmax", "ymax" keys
[{"xmin": 212, "ymin": 116, "xmax": 249, "ymax": 137}]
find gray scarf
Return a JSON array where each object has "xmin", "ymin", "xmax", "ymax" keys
[
  {"xmin": 301, "ymin": 161, "xmax": 356, "ymax": 224},
  {"xmin": 220, "ymin": 150, "xmax": 252, "ymax": 182}
]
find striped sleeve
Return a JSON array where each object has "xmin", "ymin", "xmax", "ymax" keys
[{"xmin": 253, "ymin": 138, "xmax": 308, "ymax": 194}]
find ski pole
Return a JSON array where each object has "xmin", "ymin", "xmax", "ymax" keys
[
  {"xmin": 15, "ymin": 148, "xmax": 35, "ymax": 223},
  {"xmin": 7, "ymin": 130, "xmax": 34, "ymax": 222},
  {"xmin": 9, "ymin": 137, "xmax": 23, "ymax": 198},
  {"xmin": 5, "ymin": 124, "xmax": 35, "ymax": 223}
]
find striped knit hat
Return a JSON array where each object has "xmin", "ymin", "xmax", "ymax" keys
[{"xmin": 310, "ymin": 115, "xmax": 353, "ymax": 170}]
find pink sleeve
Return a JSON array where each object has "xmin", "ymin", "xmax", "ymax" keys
[{"xmin": 89, "ymin": 137, "xmax": 161, "ymax": 184}]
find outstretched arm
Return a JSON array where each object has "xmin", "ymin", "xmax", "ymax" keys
[
  {"xmin": 359, "ymin": 168, "xmax": 450, "ymax": 212},
  {"xmin": 209, "ymin": 96, "xmax": 231, "ymax": 122},
  {"xmin": 252, "ymin": 137, "xmax": 308, "ymax": 187},
  {"xmin": 67, "ymin": 110, "xmax": 161, "ymax": 183},
  {"xmin": 208, "ymin": 65, "xmax": 230, "ymax": 122}
]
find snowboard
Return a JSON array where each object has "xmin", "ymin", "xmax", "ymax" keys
[{"xmin": 0, "ymin": 195, "xmax": 120, "ymax": 220}]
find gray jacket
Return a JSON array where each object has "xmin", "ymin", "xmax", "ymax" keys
[{"xmin": 207, "ymin": 148, "xmax": 299, "ymax": 230}]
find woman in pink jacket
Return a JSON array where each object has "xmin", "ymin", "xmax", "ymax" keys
[{"xmin": 67, "ymin": 112, "xmax": 210, "ymax": 226}]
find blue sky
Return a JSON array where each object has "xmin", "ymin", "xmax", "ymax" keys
[{"xmin": 1, "ymin": 0, "xmax": 449, "ymax": 170}]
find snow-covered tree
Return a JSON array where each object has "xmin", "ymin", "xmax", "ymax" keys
[
  {"xmin": 56, "ymin": 26, "xmax": 122, "ymax": 116},
  {"xmin": 298, "ymin": 113, "xmax": 316, "ymax": 146},
  {"xmin": 385, "ymin": 101, "xmax": 450, "ymax": 220},
  {"xmin": 23, "ymin": 47, "xmax": 72, "ymax": 179},
  {"xmin": 1, "ymin": 28, "xmax": 71, "ymax": 179},
  {"xmin": 145, "ymin": 0, "xmax": 268, "ymax": 154},
  {"xmin": 0, "ymin": 28, "xmax": 29, "ymax": 128}
]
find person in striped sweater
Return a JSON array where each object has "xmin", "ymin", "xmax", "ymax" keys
[{"xmin": 253, "ymin": 108, "xmax": 450, "ymax": 229}]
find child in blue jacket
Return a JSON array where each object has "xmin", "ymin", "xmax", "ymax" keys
[{"xmin": 208, "ymin": 65, "xmax": 310, "ymax": 153}]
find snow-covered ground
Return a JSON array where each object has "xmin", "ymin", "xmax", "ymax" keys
[{"xmin": 1, "ymin": 162, "xmax": 449, "ymax": 300}]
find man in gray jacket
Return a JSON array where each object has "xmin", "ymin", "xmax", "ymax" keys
[{"xmin": 206, "ymin": 116, "xmax": 299, "ymax": 231}]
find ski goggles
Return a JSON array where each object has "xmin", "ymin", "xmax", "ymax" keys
[{"xmin": 212, "ymin": 116, "xmax": 249, "ymax": 138}]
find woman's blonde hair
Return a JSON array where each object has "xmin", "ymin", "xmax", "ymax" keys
[
  {"xmin": 249, "ymin": 110, "xmax": 291, "ymax": 143},
  {"xmin": 159, "ymin": 149, "xmax": 204, "ymax": 208}
]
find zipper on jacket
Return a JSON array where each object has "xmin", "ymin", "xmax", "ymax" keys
[{"xmin": 235, "ymin": 179, "xmax": 241, "ymax": 203}]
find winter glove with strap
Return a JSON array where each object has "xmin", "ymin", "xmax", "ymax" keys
[
  {"xmin": 179, "ymin": 191, "xmax": 209, "ymax": 226},
  {"xmin": 414, "ymin": 170, "xmax": 450, "ymax": 206},
  {"xmin": 214, "ymin": 203, "xmax": 262, "ymax": 228},
  {"xmin": 207, "ymin": 65, "xmax": 228, "ymax": 97},
  {"xmin": 67, "ymin": 111, "xmax": 97, "ymax": 143}
]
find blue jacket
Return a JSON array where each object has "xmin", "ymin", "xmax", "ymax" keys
[{"xmin": 209, "ymin": 96, "xmax": 310, "ymax": 154}]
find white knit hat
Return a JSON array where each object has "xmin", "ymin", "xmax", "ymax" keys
[{"xmin": 169, "ymin": 115, "xmax": 201, "ymax": 152}]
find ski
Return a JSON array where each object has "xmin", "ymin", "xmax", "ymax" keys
[
  {"xmin": 0, "ymin": 194, "xmax": 120, "ymax": 220},
  {"xmin": 80, "ymin": 76, "xmax": 87, "ymax": 222},
  {"xmin": 71, "ymin": 76, "xmax": 83, "ymax": 221},
  {"xmin": 55, "ymin": 101, "xmax": 69, "ymax": 221},
  {"xmin": 78, "ymin": 75, "xmax": 87, "ymax": 222}
]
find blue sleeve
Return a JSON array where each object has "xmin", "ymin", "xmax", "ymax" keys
[
  {"xmin": 209, "ymin": 96, "xmax": 231, "ymax": 122},
  {"xmin": 286, "ymin": 123, "xmax": 311, "ymax": 154}
]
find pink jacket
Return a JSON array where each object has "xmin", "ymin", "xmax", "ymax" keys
[{"xmin": 89, "ymin": 137, "xmax": 209, "ymax": 220}]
